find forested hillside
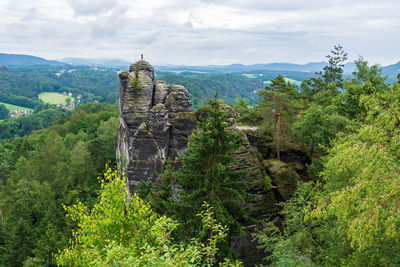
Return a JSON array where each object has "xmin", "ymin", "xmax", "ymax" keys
[
  {"xmin": 0, "ymin": 63, "xmax": 307, "ymax": 114},
  {"xmin": 0, "ymin": 65, "xmax": 120, "ymax": 108},
  {"xmin": 0, "ymin": 103, "xmax": 119, "ymax": 266}
]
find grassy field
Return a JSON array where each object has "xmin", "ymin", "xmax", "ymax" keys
[
  {"xmin": 242, "ymin": 74, "xmax": 263, "ymax": 78},
  {"xmin": 284, "ymin": 77, "xmax": 302, "ymax": 86},
  {"xmin": 263, "ymin": 77, "xmax": 302, "ymax": 87},
  {"xmin": 0, "ymin": 101, "xmax": 32, "ymax": 111},
  {"xmin": 38, "ymin": 92, "xmax": 74, "ymax": 105}
]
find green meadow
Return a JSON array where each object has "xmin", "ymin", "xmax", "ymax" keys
[{"xmin": 38, "ymin": 92, "xmax": 74, "ymax": 105}]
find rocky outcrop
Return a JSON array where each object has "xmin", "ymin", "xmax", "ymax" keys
[
  {"xmin": 117, "ymin": 61, "xmax": 309, "ymax": 266},
  {"xmin": 229, "ymin": 127, "xmax": 307, "ymax": 266},
  {"xmin": 117, "ymin": 61, "xmax": 195, "ymax": 194}
]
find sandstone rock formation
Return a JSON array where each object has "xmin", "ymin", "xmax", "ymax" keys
[
  {"xmin": 117, "ymin": 61, "xmax": 195, "ymax": 194},
  {"xmin": 117, "ymin": 61, "xmax": 309, "ymax": 266}
]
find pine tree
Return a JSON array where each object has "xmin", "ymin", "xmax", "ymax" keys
[
  {"xmin": 322, "ymin": 44, "xmax": 348, "ymax": 88},
  {"xmin": 258, "ymin": 75, "xmax": 296, "ymax": 160},
  {"xmin": 175, "ymin": 94, "xmax": 248, "ymax": 240}
]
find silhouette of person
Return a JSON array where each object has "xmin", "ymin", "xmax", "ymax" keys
[{"xmin": 141, "ymin": 54, "xmax": 143, "ymax": 60}]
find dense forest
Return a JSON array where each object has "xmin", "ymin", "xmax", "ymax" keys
[
  {"xmin": 0, "ymin": 65, "xmax": 120, "ymax": 108},
  {"xmin": 1, "ymin": 44, "xmax": 400, "ymax": 266},
  {"xmin": 0, "ymin": 103, "xmax": 119, "ymax": 266},
  {"xmin": 156, "ymin": 70, "xmax": 310, "ymax": 108}
]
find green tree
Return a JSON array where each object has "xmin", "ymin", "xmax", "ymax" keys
[
  {"xmin": 293, "ymin": 104, "xmax": 348, "ymax": 157},
  {"xmin": 56, "ymin": 168, "xmax": 241, "ymax": 266},
  {"xmin": 312, "ymin": 85, "xmax": 400, "ymax": 261},
  {"xmin": 138, "ymin": 159, "xmax": 177, "ymax": 216},
  {"xmin": 96, "ymin": 116, "xmax": 119, "ymax": 166},
  {"xmin": 0, "ymin": 104, "xmax": 9, "ymax": 120},
  {"xmin": 322, "ymin": 43, "xmax": 348, "ymax": 88},
  {"xmin": 0, "ymin": 103, "xmax": 119, "ymax": 265},
  {"xmin": 300, "ymin": 44, "xmax": 347, "ymax": 100},
  {"xmin": 175, "ymin": 95, "xmax": 248, "ymax": 242},
  {"xmin": 256, "ymin": 83, "xmax": 400, "ymax": 266},
  {"xmin": 258, "ymin": 75, "xmax": 297, "ymax": 159},
  {"xmin": 230, "ymin": 95, "xmax": 261, "ymax": 126},
  {"xmin": 339, "ymin": 56, "xmax": 387, "ymax": 119}
]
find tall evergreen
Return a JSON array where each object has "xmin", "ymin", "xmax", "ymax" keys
[
  {"xmin": 175, "ymin": 94, "xmax": 248, "ymax": 239},
  {"xmin": 322, "ymin": 43, "xmax": 348, "ymax": 88},
  {"xmin": 257, "ymin": 75, "xmax": 296, "ymax": 159}
]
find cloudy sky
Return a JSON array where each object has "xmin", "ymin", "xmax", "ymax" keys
[{"xmin": 0, "ymin": 0, "xmax": 399, "ymax": 65}]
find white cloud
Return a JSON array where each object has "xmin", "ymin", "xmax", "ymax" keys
[
  {"xmin": 66, "ymin": 0, "xmax": 118, "ymax": 16},
  {"xmin": 0, "ymin": 0, "xmax": 398, "ymax": 65}
]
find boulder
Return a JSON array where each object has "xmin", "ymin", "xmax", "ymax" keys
[{"xmin": 264, "ymin": 159, "xmax": 301, "ymax": 201}]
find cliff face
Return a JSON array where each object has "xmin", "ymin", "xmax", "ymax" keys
[{"xmin": 117, "ymin": 61, "xmax": 195, "ymax": 194}]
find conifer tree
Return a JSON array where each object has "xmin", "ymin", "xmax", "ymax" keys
[
  {"xmin": 175, "ymin": 94, "xmax": 248, "ymax": 240},
  {"xmin": 258, "ymin": 75, "xmax": 296, "ymax": 160},
  {"xmin": 322, "ymin": 43, "xmax": 348, "ymax": 88}
]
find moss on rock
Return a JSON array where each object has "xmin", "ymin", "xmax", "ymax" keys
[{"xmin": 264, "ymin": 159, "xmax": 300, "ymax": 201}]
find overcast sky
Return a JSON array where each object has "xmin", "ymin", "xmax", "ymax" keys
[{"xmin": 0, "ymin": 0, "xmax": 399, "ymax": 65}]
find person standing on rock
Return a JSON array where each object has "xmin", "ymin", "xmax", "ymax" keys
[{"xmin": 141, "ymin": 54, "xmax": 143, "ymax": 60}]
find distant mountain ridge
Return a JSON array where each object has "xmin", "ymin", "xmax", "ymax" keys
[
  {"xmin": 382, "ymin": 62, "xmax": 400, "ymax": 82},
  {"xmin": 0, "ymin": 53, "xmax": 64, "ymax": 66},
  {"xmin": 1, "ymin": 53, "xmax": 399, "ymax": 82},
  {"xmin": 156, "ymin": 62, "xmax": 359, "ymax": 74},
  {"xmin": 59, "ymin": 57, "xmax": 131, "ymax": 67}
]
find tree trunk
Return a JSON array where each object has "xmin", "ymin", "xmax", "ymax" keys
[
  {"xmin": 277, "ymin": 112, "xmax": 281, "ymax": 160},
  {"xmin": 310, "ymin": 139, "xmax": 315, "ymax": 159}
]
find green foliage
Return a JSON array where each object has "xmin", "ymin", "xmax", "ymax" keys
[
  {"xmin": 130, "ymin": 62, "xmax": 143, "ymax": 93},
  {"xmin": 138, "ymin": 159, "xmax": 177, "ymax": 215},
  {"xmin": 140, "ymin": 95, "xmax": 249, "ymax": 261},
  {"xmin": 313, "ymin": 85, "xmax": 400, "ymax": 254},
  {"xmin": 0, "ymin": 105, "xmax": 66, "ymax": 139},
  {"xmin": 56, "ymin": 168, "xmax": 240, "ymax": 266},
  {"xmin": 0, "ymin": 103, "xmax": 119, "ymax": 266},
  {"xmin": 0, "ymin": 65, "xmax": 119, "ymax": 110},
  {"xmin": 175, "ymin": 95, "xmax": 248, "ymax": 239},
  {"xmin": 257, "ymin": 74, "xmax": 299, "ymax": 159},
  {"xmin": 252, "ymin": 46, "xmax": 400, "ymax": 266},
  {"xmin": 0, "ymin": 103, "xmax": 9, "ymax": 119},
  {"xmin": 339, "ymin": 56, "xmax": 387, "ymax": 119},
  {"xmin": 300, "ymin": 44, "xmax": 347, "ymax": 99},
  {"xmin": 254, "ymin": 182, "xmax": 325, "ymax": 266},
  {"xmin": 322, "ymin": 44, "xmax": 348, "ymax": 88},
  {"xmin": 95, "ymin": 116, "xmax": 120, "ymax": 166},
  {"xmin": 256, "ymin": 83, "xmax": 400, "ymax": 266},
  {"xmin": 157, "ymin": 72, "xmax": 265, "ymax": 109},
  {"xmin": 230, "ymin": 95, "xmax": 262, "ymax": 126},
  {"xmin": 263, "ymin": 175, "xmax": 275, "ymax": 191},
  {"xmin": 293, "ymin": 104, "xmax": 349, "ymax": 156}
]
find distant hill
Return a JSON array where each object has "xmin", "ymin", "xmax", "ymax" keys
[
  {"xmin": 156, "ymin": 62, "xmax": 359, "ymax": 74},
  {"xmin": 382, "ymin": 62, "xmax": 400, "ymax": 83},
  {"xmin": 0, "ymin": 53, "xmax": 64, "ymax": 66},
  {"xmin": 59, "ymin": 57, "xmax": 131, "ymax": 67}
]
